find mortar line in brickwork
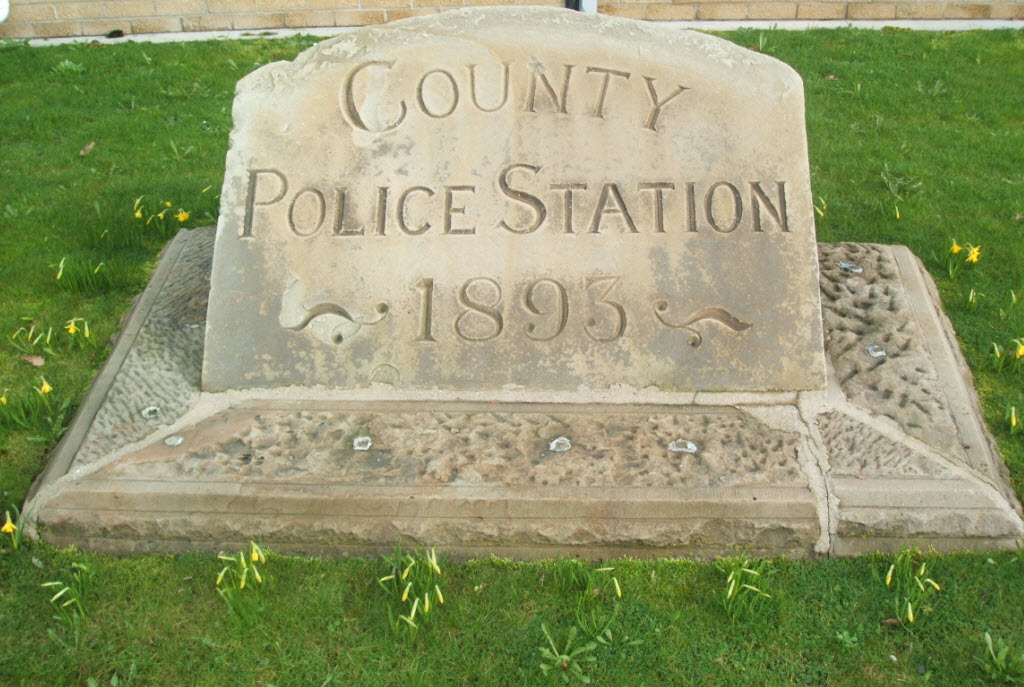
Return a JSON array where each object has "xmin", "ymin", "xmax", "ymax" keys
[{"xmin": 18, "ymin": 17, "xmax": 1022, "ymax": 46}]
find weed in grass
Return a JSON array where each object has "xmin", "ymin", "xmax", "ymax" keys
[
  {"xmin": 64, "ymin": 318, "xmax": 96, "ymax": 350},
  {"xmin": 978, "ymin": 632, "xmax": 1024, "ymax": 684},
  {"xmin": 999, "ymin": 291, "xmax": 1019, "ymax": 322},
  {"xmin": 990, "ymin": 340, "xmax": 1024, "ymax": 376},
  {"xmin": 752, "ymin": 31, "xmax": 773, "ymax": 54},
  {"xmin": 193, "ymin": 184, "xmax": 220, "ymax": 225},
  {"xmin": 53, "ymin": 256, "xmax": 122, "ymax": 295},
  {"xmin": 1012, "ymin": 339, "xmax": 1024, "ymax": 374},
  {"xmin": 9, "ymin": 319, "xmax": 58, "ymax": 357},
  {"xmin": 3, "ymin": 505, "xmax": 23, "ymax": 550},
  {"xmin": 880, "ymin": 162, "xmax": 922, "ymax": 219},
  {"xmin": 966, "ymin": 243, "xmax": 982, "ymax": 265},
  {"xmin": 167, "ymin": 139, "xmax": 195, "ymax": 162},
  {"xmin": 549, "ymin": 556, "xmax": 591, "ymax": 595},
  {"xmin": 571, "ymin": 566, "xmax": 623, "ymax": 641},
  {"xmin": 0, "ymin": 37, "xmax": 27, "ymax": 51},
  {"xmin": 216, "ymin": 541, "xmax": 267, "ymax": 630},
  {"xmin": 133, "ymin": 195, "xmax": 198, "ymax": 242},
  {"xmin": 538, "ymin": 624, "xmax": 597, "ymax": 684},
  {"xmin": 714, "ymin": 557, "xmax": 772, "ymax": 626},
  {"xmin": 813, "ymin": 196, "xmax": 827, "ymax": 218},
  {"xmin": 835, "ymin": 629, "xmax": 860, "ymax": 649},
  {"xmin": 0, "ymin": 378, "xmax": 72, "ymax": 443},
  {"xmin": 992, "ymin": 343, "xmax": 1008, "ymax": 372},
  {"xmin": 42, "ymin": 562, "xmax": 93, "ymax": 650},
  {"xmin": 8, "ymin": 315, "xmax": 96, "ymax": 360},
  {"xmin": 378, "ymin": 545, "xmax": 446, "ymax": 641},
  {"xmin": 3, "ymin": 203, "xmax": 35, "ymax": 219},
  {"xmin": 52, "ymin": 59, "xmax": 85, "ymax": 77},
  {"xmin": 965, "ymin": 288, "xmax": 984, "ymax": 313},
  {"xmin": 879, "ymin": 548, "xmax": 941, "ymax": 629},
  {"xmin": 942, "ymin": 238, "xmax": 983, "ymax": 279},
  {"xmin": 87, "ymin": 664, "xmax": 137, "ymax": 687}
]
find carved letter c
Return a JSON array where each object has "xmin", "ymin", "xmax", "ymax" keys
[{"xmin": 343, "ymin": 61, "xmax": 407, "ymax": 133}]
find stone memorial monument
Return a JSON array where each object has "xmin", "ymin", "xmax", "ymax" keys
[{"xmin": 24, "ymin": 8, "xmax": 1023, "ymax": 557}]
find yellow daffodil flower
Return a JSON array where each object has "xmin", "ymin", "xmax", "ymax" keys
[
  {"xmin": 967, "ymin": 245, "xmax": 981, "ymax": 263},
  {"xmin": 885, "ymin": 564, "xmax": 894, "ymax": 587},
  {"xmin": 134, "ymin": 209, "xmax": 143, "ymax": 219},
  {"xmin": 401, "ymin": 582, "xmax": 412, "ymax": 602},
  {"xmin": 65, "ymin": 320, "xmax": 79, "ymax": 335},
  {"xmin": 1016, "ymin": 342, "xmax": 1024, "ymax": 359},
  {"xmin": 163, "ymin": 201, "xmax": 172, "ymax": 208},
  {"xmin": 84, "ymin": 321, "xmax": 91, "ymax": 338},
  {"xmin": 55, "ymin": 257, "xmax": 65, "ymax": 281},
  {"xmin": 39, "ymin": 378, "xmax": 52, "ymax": 394},
  {"xmin": 435, "ymin": 584, "xmax": 444, "ymax": 604},
  {"xmin": 176, "ymin": 210, "xmax": 190, "ymax": 223},
  {"xmin": 1, "ymin": 390, "xmax": 7, "ymax": 406},
  {"xmin": 950, "ymin": 240, "xmax": 962, "ymax": 254},
  {"xmin": 2, "ymin": 512, "xmax": 16, "ymax": 534},
  {"xmin": 613, "ymin": 577, "xmax": 622, "ymax": 598}
]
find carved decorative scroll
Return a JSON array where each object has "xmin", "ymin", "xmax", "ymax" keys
[
  {"xmin": 653, "ymin": 302, "xmax": 751, "ymax": 348},
  {"xmin": 279, "ymin": 280, "xmax": 388, "ymax": 345}
]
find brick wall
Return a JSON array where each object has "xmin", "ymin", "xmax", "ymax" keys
[{"xmin": 1, "ymin": 0, "xmax": 1021, "ymax": 39}]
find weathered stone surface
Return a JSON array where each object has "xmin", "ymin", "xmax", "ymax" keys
[
  {"xmin": 72, "ymin": 229, "xmax": 211, "ymax": 468},
  {"xmin": 819, "ymin": 243, "xmax": 964, "ymax": 461},
  {"xmin": 21, "ymin": 11, "xmax": 1023, "ymax": 558},
  {"xmin": 24, "ymin": 230, "xmax": 1024, "ymax": 557},
  {"xmin": 103, "ymin": 404, "xmax": 806, "ymax": 489},
  {"xmin": 818, "ymin": 411, "xmax": 956, "ymax": 479},
  {"xmin": 203, "ymin": 8, "xmax": 825, "ymax": 394}
]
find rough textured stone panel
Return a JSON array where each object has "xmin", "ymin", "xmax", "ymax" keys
[
  {"xmin": 818, "ymin": 243, "xmax": 965, "ymax": 462},
  {"xmin": 106, "ymin": 405, "xmax": 807, "ymax": 489},
  {"xmin": 72, "ymin": 229, "xmax": 211, "ymax": 467},
  {"xmin": 818, "ymin": 411, "xmax": 955, "ymax": 478}
]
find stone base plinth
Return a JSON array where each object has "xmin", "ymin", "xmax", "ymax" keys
[{"xmin": 24, "ymin": 228, "xmax": 1023, "ymax": 557}]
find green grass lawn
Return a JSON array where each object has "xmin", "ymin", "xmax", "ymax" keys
[{"xmin": 1, "ymin": 28, "xmax": 1023, "ymax": 686}]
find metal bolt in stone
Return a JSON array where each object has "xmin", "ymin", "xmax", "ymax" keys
[
  {"xmin": 549, "ymin": 436, "xmax": 572, "ymax": 452},
  {"xmin": 667, "ymin": 438, "xmax": 698, "ymax": 453}
]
